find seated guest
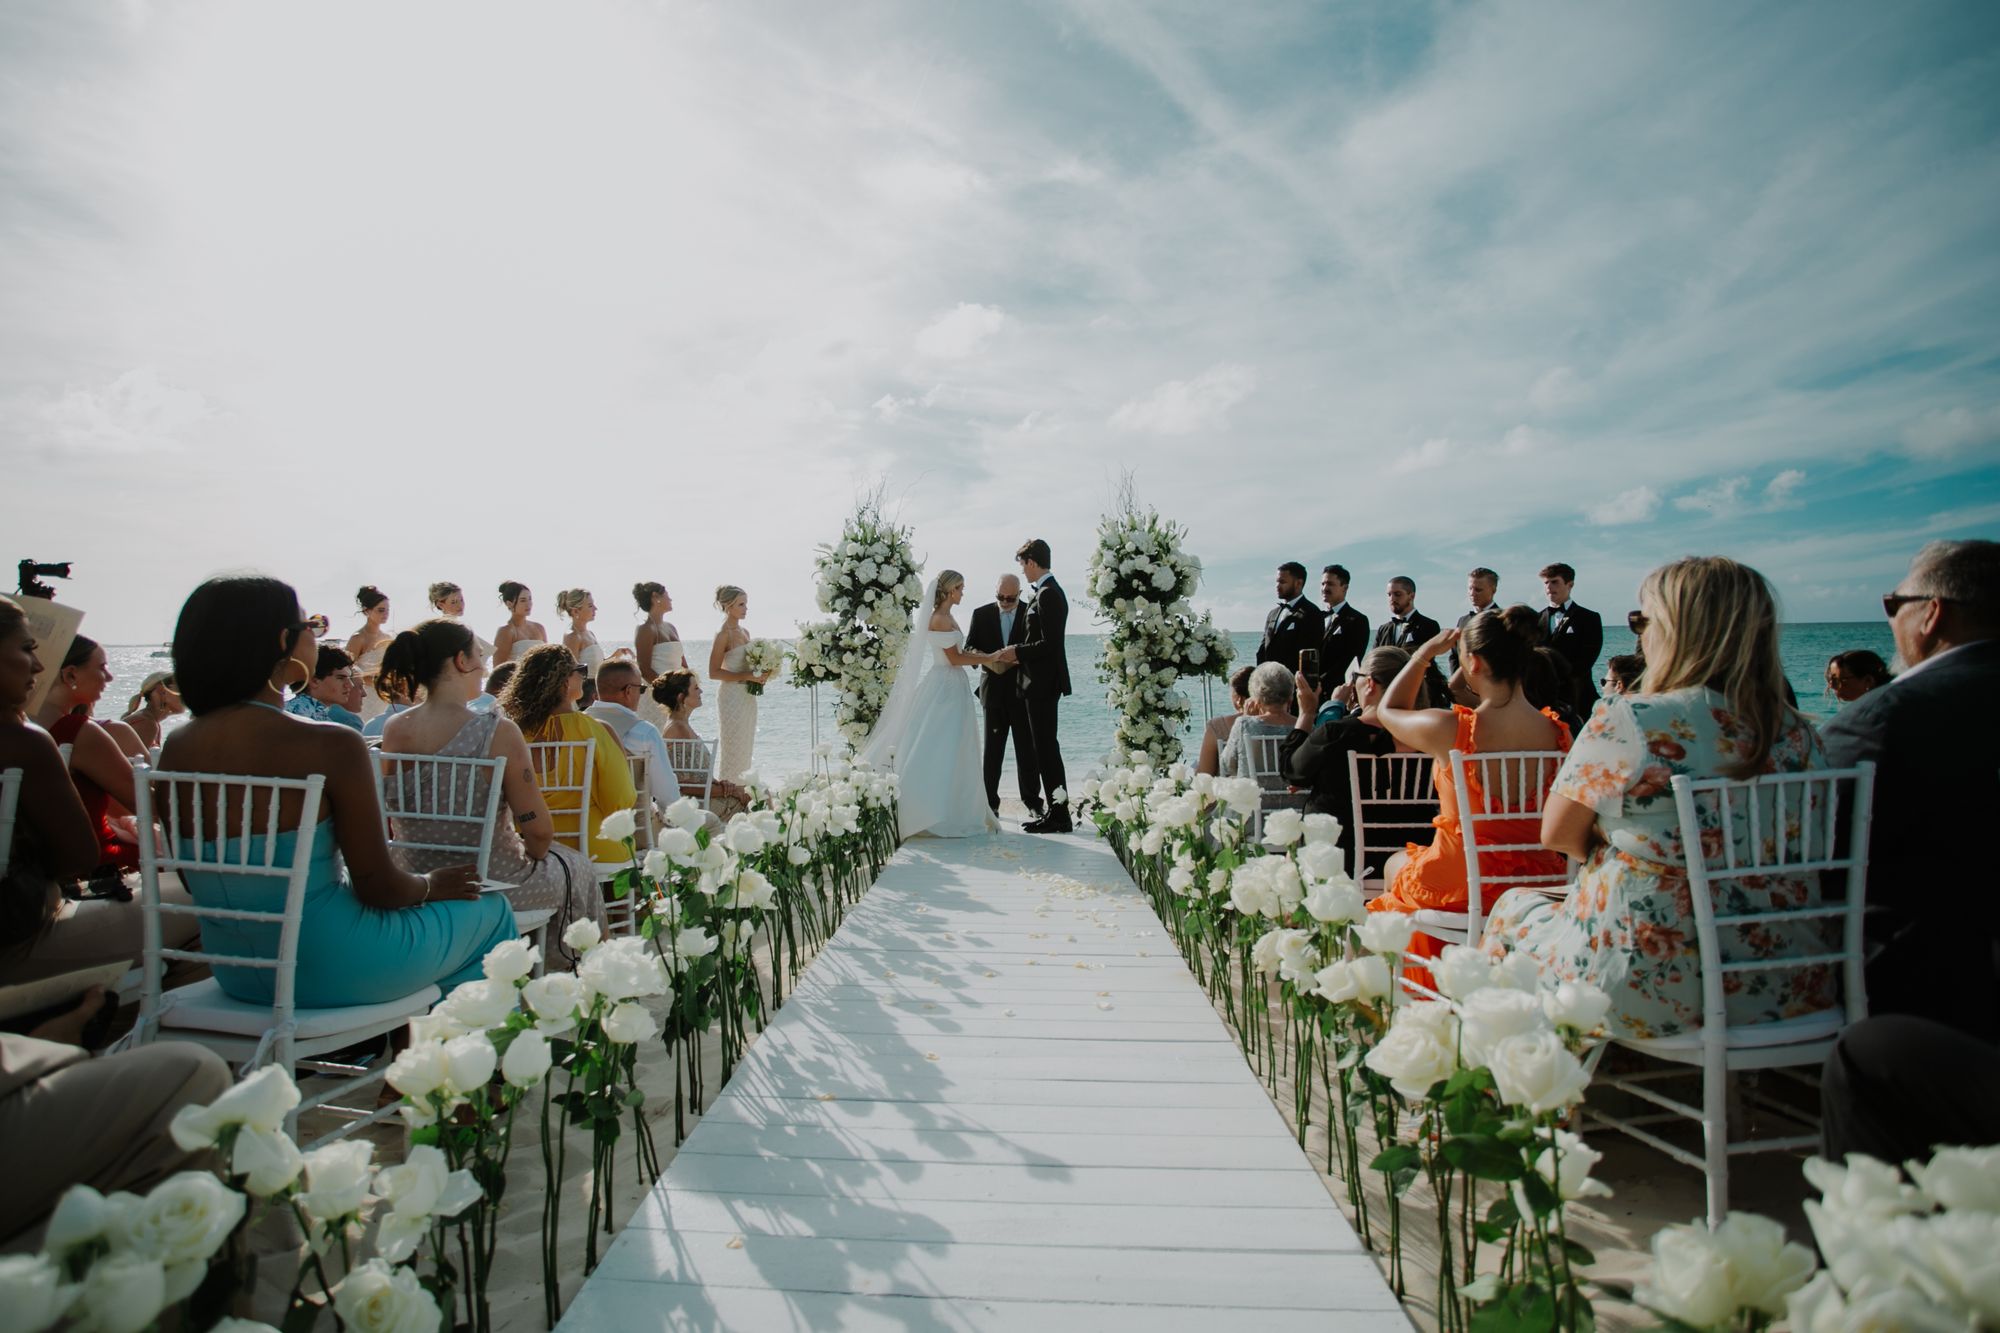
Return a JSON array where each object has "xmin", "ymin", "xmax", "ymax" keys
[
  {"xmin": 1483, "ymin": 557, "xmax": 1827, "ymax": 1039},
  {"xmin": 585, "ymin": 660, "xmax": 682, "ymax": 815},
  {"xmin": 1824, "ymin": 649, "xmax": 1892, "ymax": 704},
  {"xmin": 1823, "ymin": 539, "xmax": 2000, "ymax": 1037},
  {"xmin": 284, "ymin": 643, "xmax": 365, "ymax": 732},
  {"xmin": 1283, "ymin": 647, "xmax": 1414, "ymax": 875},
  {"xmin": 650, "ymin": 670, "xmax": 750, "ymax": 815},
  {"xmin": 0, "ymin": 598, "xmax": 175, "ymax": 985},
  {"xmin": 1, "ymin": 1027, "xmax": 231, "ymax": 1246},
  {"xmin": 1602, "ymin": 653, "xmax": 1645, "ymax": 697},
  {"xmin": 32, "ymin": 635, "xmax": 142, "ymax": 873},
  {"xmin": 1219, "ymin": 662, "xmax": 1297, "ymax": 786},
  {"xmin": 1821, "ymin": 1015, "xmax": 2000, "ymax": 1165},
  {"xmin": 159, "ymin": 576, "xmax": 511, "ymax": 1007},
  {"xmin": 361, "ymin": 677, "xmax": 416, "ymax": 739},
  {"xmin": 1370, "ymin": 608, "xmax": 1571, "ymax": 965},
  {"xmin": 471, "ymin": 659, "xmax": 514, "ymax": 714},
  {"xmin": 501, "ymin": 645, "xmax": 638, "ymax": 863},
  {"xmin": 120, "ymin": 671, "xmax": 184, "ymax": 749},
  {"xmin": 1528, "ymin": 646, "xmax": 1587, "ymax": 735},
  {"xmin": 378, "ymin": 621, "xmax": 606, "ymax": 953},
  {"xmin": 1197, "ymin": 666, "xmax": 1254, "ymax": 777}
]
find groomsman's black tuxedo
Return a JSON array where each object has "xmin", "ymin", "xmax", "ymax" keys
[
  {"xmin": 1256, "ymin": 596, "xmax": 1326, "ymax": 675},
  {"xmin": 965, "ymin": 598, "xmax": 1040, "ymax": 814},
  {"xmin": 1013, "ymin": 573, "xmax": 1071, "ymax": 828},
  {"xmin": 1537, "ymin": 601, "xmax": 1604, "ymax": 713},
  {"xmin": 1375, "ymin": 609, "xmax": 1449, "ymax": 705},
  {"xmin": 1316, "ymin": 602, "xmax": 1370, "ymax": 691}
]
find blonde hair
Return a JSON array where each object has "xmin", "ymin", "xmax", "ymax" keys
[
  {"xmin": 556, "ymin": 588, "xmax": 591, "ymax": 619},
  {"xmin": 714, "ymin": 585, "xmax": 746, "ymax": 612},
  {"xmin": 932, "ymin": 570, "xmax": 964, "ymax": 609},
  {"xmin": 1638, "ymin": 556, "xmax": 1798, "ymax": 777}
]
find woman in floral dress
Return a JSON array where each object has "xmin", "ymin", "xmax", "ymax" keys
[{"xmin": 1481, "ymin": 556, "xmax": 1830, "ymax": 1040}]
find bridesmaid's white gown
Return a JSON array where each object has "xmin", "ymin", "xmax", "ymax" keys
[
  {"xmin": 716, "ymin": 642, "xmax": 757, "ymax": 781},
  {"xmin": 860, "ymin": 629, "xmax": 997, "ymax": 839}
]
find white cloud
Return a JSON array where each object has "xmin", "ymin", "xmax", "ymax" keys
[
  {"xmin": 1500, "ymin": 424, "xmax": 1554, "ymax": 455},
  {"xmin": 1587, "ymin": 485, "xmax": 1661, "ymax": 526},
  {"xmin": 1764, "ymin": 468, "xmax": 1806, "ymax": 507},
  {"xmin": 913, "ymin": 304, "xmax": 1005, "ymax": 361},
  {"xmin": 1675, "ymin": 476, "xmax": 1751, "ymax": 516},
  {"xmin": 1391, "ymin": 436, "xmax": 1454, "ymax": 473},
  {"xmin": 1902, "ymin": 405, "xmax": 2000, "ymax": 458},
  {"xmin": 1527, "ymin": 366, "xmax": 1587, "ymax": 413},
  {"xmin": 1108, "ymin": 363, "xmax": 1257, "ymax": 434},
  {"xmin": 39, "ymin": 367, "xmax": 214, "ymax": 452}
]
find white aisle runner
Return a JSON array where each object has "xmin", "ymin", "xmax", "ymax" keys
[{"xmin": 561, "ymin": 831, "xmax": 1406, "ymax": 1331}]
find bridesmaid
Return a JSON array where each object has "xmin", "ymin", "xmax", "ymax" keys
[
  {"xmin": 557, "ymin": 589, "xmax": 605, "ymax": 680},
  {"xmin": 708, "ymin": 585, "xmax": 772, "ymax": 781},
  {"xmin": 633, "ymin": 581, "xmax": 683, "ymax": 730},
  {"xmin": 346, "ymin": 585, "xmax": 393, "ymax": 721},
  {"xmin": 493, "ymin": 582, "xmax": 547, "ymax": 665}
]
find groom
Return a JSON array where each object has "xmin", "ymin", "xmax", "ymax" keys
[{"xmin": 1005, "ymin": 538, "xmax": 1071, "ymax": 833}]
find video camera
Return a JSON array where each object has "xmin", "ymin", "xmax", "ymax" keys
[{"xmin": 16, "ymin": 559, "xmax": 72, "ymax": 600}]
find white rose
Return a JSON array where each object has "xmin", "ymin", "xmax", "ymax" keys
[
  {"xmin": 1356, "ymin": 912, "xmax": 1417, "ymax": 956},
  {"xmin": 1486, "ymin": 1029, "xmax": 1591, "ymax": 1113},
  {"xmin": 580, "ymin": 938, "xmax": 671, "ymax": 1001},
  {"xmin": 1302, "ymin": 878, "xmax": 1363, "ymax": 925},
  {"xmin": 1637, "ymin": 1224, "xmax": 1738, "ymax": 1330},
  {"xmin": 1310, "ymin": 956, "xmax": 1390, "ymax": 1005},
  {"xmin": 1542, "ymin": 980, "xmax": 1611, "ymax": 1033},
  {"xmin": 725, "ymin": 820, "xmax": 766, "ymax": 855},
  {"xmin": 441, "ymin": 1033, "xmax": 498, "ymax": 1094},
  {"xmin": 733, "ymin": 869, "xmax": 777, "ymax": 910},
  {"xmin": 1213, "ymin": 777, "xmax": 1261, "ymax": 817},
  {"xmin": 297, "ymin": 1140, "xmax": 375, "ymax": 1225},
  {"xmin": 786, "ymin": 843, "xmax": 811, "ymax": 866},
  {"xmin": 1138, "ymin": 827, "xmax": 1166, "ymax": 857},
  {"xmin": 230, "ymin": 1124, "xmax": 305, "ymax": 1197},
  {"xmin": 1458, "ymin": 987, "xmax": 1547, "ymax": 1067},
  {"xmin": 1051, "ymin": 786, "xmax": 1067, "ymax": 803},
  {"xmin": 211, "ymin": 1322, "xmax": 284, "ymax": 1333},
  {"xmin": 1791, "ymin": 1273, "xmax": 1966, "ymax": 1333},
  {"xmin": 1802, "ymin": 1153, "xmax": 1927, "ymax": 1221},
  {"xmin": 1491, "ymin": 950, "xmax": 1543, "ymax": 993},
  {"xmin": 1432, "ymin": 944, "xmax": 1494, "ymax": 1001},
  {"xmin": 1364, "ymin": 1014, "xmax": 1459, "ymax": 1100},
  {"xmin": 597, "ymin": 808, "xmax": 638, "ymax": 845},
  {"xmin": 562, "ymin": 918, "xmax": 602, "ymax": 954},
  {"xmin": 1512, "ymin": 1128, "xmax": 1614, "ymax": 1225},
  {"xmin": 375, "ymin": 1145, "xmax": 481, "ymax": 1224},
  {"xmin": 1295, "ymin": 841, "xmax": 1345, "ymax": 883},
  {"xmin": 502, "ymin": 1030, "xmax": 553, "ymax": 1088},
  {"xmin": 0, "ymin": 1254, "xmax": 69, "ymax": 1333},
  {"xmin": 76, "ymin": 1252, "xmax": 168, "ymax": 1333},
  {"xmin": 108, "ymin": 1169, "xmax": 245, "ymax": 1300},
  {"xmin": 1711, "ymin": 1212, "xmax": 1818, "ymax": 1318},
  {"xmin": 333, "ymin": 1258, "xmax": 442, "ymax": 1333},
  {"xmin": 665, "ymin": 798, "xmax": 707, "ymax": 832},
  {"xmin": 385, "ymin": 1042, "xmax": 451, "ymax": 1100},
  {"xmin": 521, "ymin": 973, "xmax": 586, "ymax": 1028},
  {"xmin": 1907, "ymin": 1144, "xmax": 2000, "ymax": 1214},
  {"xmin": 1260, "ymin": 808, "xmax": 1306, "ymax": 847},
  {"xmin": 657, "ymin": 827, "xmax": 698, "ymax": 859},
  {"xmin": 44, "ymin": 1184, "xmax": 119, "ymax": 1259},
  {"xmin": 604, "ymin": 1002, "xmax": 660, "ymax": 1045},
  {"xmin": 481, "ymin": 939, "xmax": 539, "ymax": 985},
  {"xmin": 1300, "ymin": 812, "xmax": 1342, "ymax": 846},
  {"xmin": 642, "ymin": 848, "xmax": 672, "ymax": 881},
  {"xmin": 168, "ymin": 1064, "xmax": 300, "ymax": 1149},
  {"xmin": 438, "ymin": 978, "xmax": 516, "ymax": 1031}
]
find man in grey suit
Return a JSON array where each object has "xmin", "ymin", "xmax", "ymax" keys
[{"xmin": 1823, "ymin": 539, "xmax": 2000, "ymax": 1038}]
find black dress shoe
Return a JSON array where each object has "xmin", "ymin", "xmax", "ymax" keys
[
  {"xmin": 1025, "ymin": 803, "xmax": 1047, "ymax": 822},
  {"xmin": 1023, "ymin": 809, "xmax": 1072, "ymax": 834}
]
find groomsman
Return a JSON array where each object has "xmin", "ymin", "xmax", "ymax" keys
[
  {"xmin": 1374, "ymin": 575, "xmax": 1448, "ymax": 705},
  {"xmin": 1537, "ymin": 562, "xmax": 1604, "ymax": 713},
  {"xmin": 1256, "ymin": 561, "xmax": 1325, "ymax": 675},
  {"xmin": 1452, "ymin": 567, "xmax": 1500, "ymax": 675},
  {"xmin": 964, "ymin": 574, "xmax": 1041, "ymax": 818},
  {"xmin": 1315, "ymin": 563, "xmax": 1370, "ymax": 690}
]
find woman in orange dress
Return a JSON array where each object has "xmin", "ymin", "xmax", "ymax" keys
[{"xmin": 1369, "ymin": 606, "xmax": 1572, "ymax": 964}]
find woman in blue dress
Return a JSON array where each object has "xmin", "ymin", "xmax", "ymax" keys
[{"xmin": 158, "ymin": 576, "xmax": 513, "ymax": 1007}]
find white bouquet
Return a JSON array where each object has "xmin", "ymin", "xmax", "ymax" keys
[{"xmin": 740, "ymin": 638, "xmax": 785, "ymax": 696}]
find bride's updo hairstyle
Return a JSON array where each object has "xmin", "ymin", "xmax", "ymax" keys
[
  {"xmin": 1458, "ymin": 605, "xmax": 1554, "ymax": 699},
  {"xmin": 428, "ymin": 581, "xmax": 461, "ymax": 610},
  {"xmin": 649, "ymin": 668, "xmax": 698, "ymax": 713},
  {"xmin": 714, "ymin": 585, "xmax": 745, "ymax": 612},
  {"xmin": 933, "ymin": 571, "xmax": 964, "ymax": 609},
  {"xmin": 555, "ymin": 589, "xmax": 591, "ymax": 621},
  {"xmin": 378, "ymin": 618, "xmax": 476, "ymax": 702},
  {"xmin": 633, "ymin": 581, "xmax": 665, "ymax": 612},
  {"xmin": 499, "ymin": 581, "xmax": 529, "ymax": 608}
]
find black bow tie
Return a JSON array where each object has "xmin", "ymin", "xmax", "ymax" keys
[{"xmin": 1392, "ymin": 617, "xmax": 1408, "ymax": 626}]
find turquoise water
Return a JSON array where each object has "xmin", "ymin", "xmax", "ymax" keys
[{"xmin": 108, "ymin": 620, "xmax": 1891, "ymax": 782}]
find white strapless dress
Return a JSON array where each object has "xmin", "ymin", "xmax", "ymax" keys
[
  {"xmin": 859, "ymin": 630, "xmax": 996, "ymax": 839},
  {"xmin": 716, "ymin": 642, "xmax": 757, "ymax": 781},
  {"xmin": 636, "ymin": 637, "xmax": 684, "ymax": 732}
]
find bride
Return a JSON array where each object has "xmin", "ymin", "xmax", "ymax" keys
[{"xmin": 859, "ymin": 571, "xmax": 1005, "ymax": 838}]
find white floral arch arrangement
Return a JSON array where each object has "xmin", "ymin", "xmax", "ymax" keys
[{"xmin": 789, "ymin": 492, "xmax": 924, "ymax": 748}]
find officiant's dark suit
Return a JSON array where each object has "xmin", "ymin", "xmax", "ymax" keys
[
  {"xmin": 1537, "ymin": 602, "xmax": 1604, "ymax": 713},
  {"xmin": 1256, "ymin": 595, "xmax": 1325, "ymax": 676},
  {"xmin": 1013, "ymin": 546, "xmax": 1072, "ymax": 831},
  {"xmin": 966, "ymin": 591, "xmax": 1041, "ymax": 816}
]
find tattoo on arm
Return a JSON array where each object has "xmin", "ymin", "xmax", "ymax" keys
[{"xmin": 516, "ymin": 811, "xmax": 538, "ymax": 825}]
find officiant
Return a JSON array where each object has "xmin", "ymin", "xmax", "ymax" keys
[{"xmin": 966, "ymin": 574, "xmax": 1043, "ymax": 819}]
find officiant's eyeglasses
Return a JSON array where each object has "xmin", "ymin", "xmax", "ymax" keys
[
  {"xmin": 996, "ymin": 595, "xmax": 1019, "ymax": 605},
  {"xmin": 1882, "ymin": 592, "xmax": 1948, "ymax": 618}
]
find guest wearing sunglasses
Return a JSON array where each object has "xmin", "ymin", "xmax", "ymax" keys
[
  {"xmin": 964, "ymin": 574, "xmax": 1041, "ymax": 819},
  {"xmin": 1601, "ymin": 654, "xmax": 1645, "ymax": 697},
  {"xmin": 1824, "ymin": 650, "xmax": 1891, "ymax": 704},
  {"xmin": 1823, "ymin": 540, "xmax": 2000, "ymax": 1037}
]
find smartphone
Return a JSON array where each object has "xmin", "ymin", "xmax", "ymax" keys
[{"xmin": 1299, "ymin": 648, "xmax": 1320, "ymax": 678}]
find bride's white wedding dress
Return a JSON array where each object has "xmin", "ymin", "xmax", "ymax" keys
[{"xmin": 859, "ymin": 627, "xmax": 997, "ymax": 839}]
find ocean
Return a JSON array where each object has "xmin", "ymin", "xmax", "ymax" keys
[{"xmin": 107, "ymin": 621, "xmax": 1893, "ymax": 782}]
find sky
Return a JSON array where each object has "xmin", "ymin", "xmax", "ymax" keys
[{"xmin": 5, "ymin": 0, "xmax": 1998, "ymax": 644}]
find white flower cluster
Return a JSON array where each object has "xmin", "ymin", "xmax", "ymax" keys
[
  {"xmin": 788, "ymin": 500, "xmax": 923, "ymax": 746},
  {"xmin": 1640, "ymin": 1145, "xmax": 2000, "ymax": 1332},
  {"xmin": 1085, "ymin": 494, "xmax": 1233, "ymax": 765}
]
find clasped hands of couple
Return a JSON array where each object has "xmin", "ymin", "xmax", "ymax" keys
[{"xmin": 980, "ymin": 644, "xmax": 1021, "ymax": 673}]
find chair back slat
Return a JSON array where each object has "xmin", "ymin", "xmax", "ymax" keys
[
  {"xmin": 1448, "ymin": 748, "xmax": 1572, "ymax": 936},
  {"xmin": 374, "ymin": 751, "xmax": 506, "ymax": 882},
  {"xmin": 663, "ymin": 738, "xmax": 716, "ymax": 810},
  {"xmin": 625, "ymin": 752, "xmax": 655, "ymax": 851},
  {"xmin": 1346, "ymin": 750, "xmax": 1435, "ymax": 894},
  {"xmin": 0, "ymin": 768, "xmax": 21, "ymax": 878},
  {"xmin": 526, "ymin": 738, "xmax": 596, "ymax": 854}
]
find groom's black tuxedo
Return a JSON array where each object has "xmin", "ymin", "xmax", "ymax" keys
[
  {"xmin": 965, "ymin": 599, "xmax": 1040, "ymax": 813},
  {"xmin": 1256, "ymin": 596, "xmax": 1326, "ymax": 675},
  {"xmin": 1013, "ymin": 574, "xmax": 1071, "ymax": 814}
]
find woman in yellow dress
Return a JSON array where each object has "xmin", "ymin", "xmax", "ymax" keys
[{"xmin": 500, "ymin": 644, "xmax": 638, "ymax": 864}]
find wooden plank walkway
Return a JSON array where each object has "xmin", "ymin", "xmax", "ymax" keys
[{"xmin": 561, "ymin": 831, "xmax": 1406, "ymax": 1330}]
